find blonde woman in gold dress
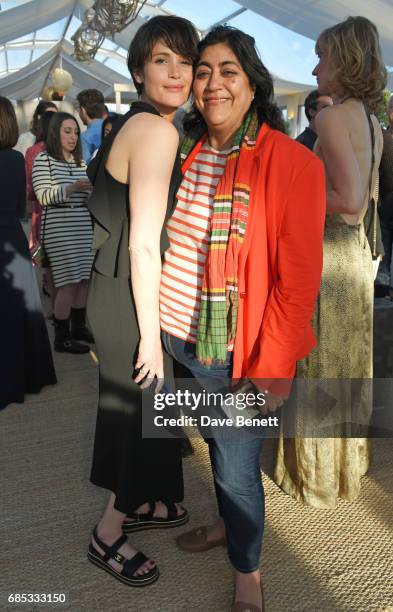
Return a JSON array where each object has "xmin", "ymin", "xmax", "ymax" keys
[{"xmin": 275, "ymin": 16, "xmax": 386, "ymax": 508}]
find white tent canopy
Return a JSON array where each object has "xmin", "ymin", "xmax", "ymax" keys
[
  {"xmin": 0, "ymin": 0, "xmax": 74, "ymax": 46},
  {"xmin": 239, "ymin": 0, "xmax": 393, "ymax": 69},
  {"xmin": 0, "ymin": 0, "xmax": 391, "ymax": 102},
  {"xmin": 0, "ymin": 40, "xmax": 131, "ymax": 101}
]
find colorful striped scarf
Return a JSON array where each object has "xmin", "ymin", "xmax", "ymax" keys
[{"xmin": 180, "ymin": 109, "xmax": 259, "ymax": 364}]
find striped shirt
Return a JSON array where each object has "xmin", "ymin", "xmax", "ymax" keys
[
  {"xmin": 160, "ymin": 142, "xmax": 229, "ymax": 343},
  {"xmin": 32, "ymin": 152, "xmax": 88, "ymax": 208},
  {"xmin": 32, "ymin": 152, "xmax": 94, "ymax": 287}
]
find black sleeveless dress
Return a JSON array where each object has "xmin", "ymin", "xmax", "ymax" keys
[{"xmin": 86, "ymin": 102, "xmax": 183, "ymax": 513}]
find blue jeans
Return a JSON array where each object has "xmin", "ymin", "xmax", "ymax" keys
[{"xmin": 161, "ymin": 331, "xmax": 265, "ymax": 573}]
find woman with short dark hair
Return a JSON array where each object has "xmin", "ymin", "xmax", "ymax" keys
[
  {"xmin": 160, "ymin": 26, "xmax": 326, "ymax": 610},
  {"xmin": 0, "ymin": 96, "xmax": 56, "ymax": 409},
  {"xmin": 85, "ymin": 14, "xmax": 199, "ymax": 588},
  {"xmin": 32, "ymin": 112, "xmax": 94, "ymax": 353}
]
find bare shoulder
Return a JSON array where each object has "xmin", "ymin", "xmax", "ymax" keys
[
  {"xmin": 122, "ymin": 112, "xmax": 179, "ymax": 143},
  {"xmin": 315, "ymin": 104, "xmax": 345, "ymax": 132}
]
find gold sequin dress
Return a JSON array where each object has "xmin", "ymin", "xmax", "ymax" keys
[{"xmin": 274, "ymin": 214, "xmax": 374, "ymax": 508}]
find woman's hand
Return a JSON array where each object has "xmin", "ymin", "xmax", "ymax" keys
[
  {"xmin": 232, "ymin": 380, "xmax": 286, "ymax": 415},
  {"xmin": 67, "ymin": 178, "xmax": 92, "ymax": 195},
  {"xmin": 73, "ymin": 178, "xmax": 92, "ymax": 192},
  {"xmin": 259, "ymin": 391, "xmax": 285, "ymax": 415},
  {"xmin": 134, "ymin": 337, "xmax": 164, "ymax": 391}
]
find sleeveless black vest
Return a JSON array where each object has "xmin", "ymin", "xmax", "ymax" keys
[{"xmin": 87, "ymin": 101, "xmax": 181, "ymax": 278}]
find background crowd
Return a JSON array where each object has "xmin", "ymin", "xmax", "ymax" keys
[
  {"xmin": 3, "ymin": 82, "xmax": 393, "ymax": 404},
  {"xmin": 1, "ymin": 13, "xmax": 392, "ymax": 611}
]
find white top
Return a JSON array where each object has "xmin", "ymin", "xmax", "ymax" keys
[
  {"xmin": 14, "ymin": 131, "xmax": 35, "ymax": 156},
  {"xmin": 160, "ymin": 142, "xmax": 229, "ymax": 343}
]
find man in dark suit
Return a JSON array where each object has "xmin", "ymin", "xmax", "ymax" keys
[{"xmin": 296, "ymin": 90, "xmax": 333, "ymax": 150}]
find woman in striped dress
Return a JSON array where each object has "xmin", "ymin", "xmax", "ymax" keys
[{"xmin": 32, "ymin": 112, "xmax": 94, "ymax": 353}]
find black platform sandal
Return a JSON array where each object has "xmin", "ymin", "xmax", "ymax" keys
[
  {"xmin": 123, "ymin": 501, "xmax": 189, "ymax": 534},
  {"xmin": 87, "ymin": 527, "xmax": 159, "ymax": 587}
]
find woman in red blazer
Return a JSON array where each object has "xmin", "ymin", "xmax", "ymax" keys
[{"xmin": 159, "ymin": 26, "xmax": 326, "ymax": 611}]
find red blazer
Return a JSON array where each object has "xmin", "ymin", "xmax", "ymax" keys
[{"xmin": 231, "ymin": 124, "xmax": 326, "ymax": 393}]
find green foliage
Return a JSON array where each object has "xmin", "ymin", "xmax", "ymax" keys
[{"xmin": 376, "ymin": 90, "xmax": 392, "ymax": 127}]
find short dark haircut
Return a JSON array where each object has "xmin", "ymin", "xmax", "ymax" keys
[
  {"xmin": 76, "ymin": 89, "xmax": 106, "ymax": 119},
  {"xmin": 31, "ymin": 100, "xmax": 57, "ymax": 135},
  {"xmin": 127, "ymin": 15, "xmax": 199, "ymax": 95},
  {"xmin": 0, "ymin": 96, "xmax": 19, "ymax": 150},
  {"xmin": 304, "ymin": 90, "xmax": 323, "ymax": 121},
  {"xmin": 184, "ymin": 26, "xmax": 286, "ymax": 135},
  {"xmin": 36, "ymin": 110, "xmax": 57, "ymax": 144},
  {"xmin": 46, "ymin": 112, "xmax": 83, "ymax": 166}
]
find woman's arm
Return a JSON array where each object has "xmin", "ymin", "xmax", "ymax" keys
[
  {"xmin": 315, "ymin": 106, "xmax": 363, "ymax": 215},
  {"xmin": 32, "ymin": 155, "xmax": 73, "ymax": 206},
  {"xmin": 127, "ymin": 114, "xmax": 179, "ymax": 387}
]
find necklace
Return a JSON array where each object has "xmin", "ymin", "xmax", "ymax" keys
[{"xmin": 64, "ymin": 156, "xmax": 74, "ymax": 176}]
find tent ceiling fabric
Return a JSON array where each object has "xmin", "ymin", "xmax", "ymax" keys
[
  {"xmin": 0, "ymin": 39, "xmax": 131, "ymax": 101},
  {"xmin": 0, "ymin": 0, "xmax": 392, "ymax": 100},
  {"xmin": 0, "ymin": 0, "xmax": 73, "ymax": 46},
  {"xmin": 0, "ymin": 46, "xmax": 54, "ymax": 100},
  {"xmin": 235, "ymin": 0, "xmax": 393, "ymax": 68}
]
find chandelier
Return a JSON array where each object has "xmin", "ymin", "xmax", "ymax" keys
[{"xmin": 72, "ymin": 0, "xmax": 147, "ymax": 62}]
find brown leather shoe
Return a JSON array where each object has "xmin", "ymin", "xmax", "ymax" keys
[
  {"xmin": 231, "ymin": 580, "xmax": 265, "ymax": 612},
  {"xmin": 176, "ymin": 526, "xmax": 226, "ymax": 552}
]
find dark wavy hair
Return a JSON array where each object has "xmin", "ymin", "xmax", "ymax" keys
[
  {"xmin": 127, "ymin": 15, "xmax": 199, "ymax": 95},
  {"xmin": 35, "ymin": 110, "xmax": 57, "ymax": 144},
  {"xmin": 31, "ymin": 100, "xmax": 57, "ymax": 136},
  {"xmin": 46, "ymin": 112, "xmax": 83, "ymax": 166},
  {"xmin": 101, "ymin": 112, "xmax": 120, "ymax": 141},
  {"xmin": 184, "ymin": 26, "xmax": 286, "ymax": 135}
]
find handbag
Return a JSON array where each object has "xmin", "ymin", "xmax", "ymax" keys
[
  {"xmin": 34, "ymin": 154, "xmax": 53, "ymax": 268},
  {"xmin": 363, "ymin": 106, "xmax": 384, "ymax": 260},
  {"xmin": 31, "ymin": 242, "xmax": 48, "ymax": 267}
]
